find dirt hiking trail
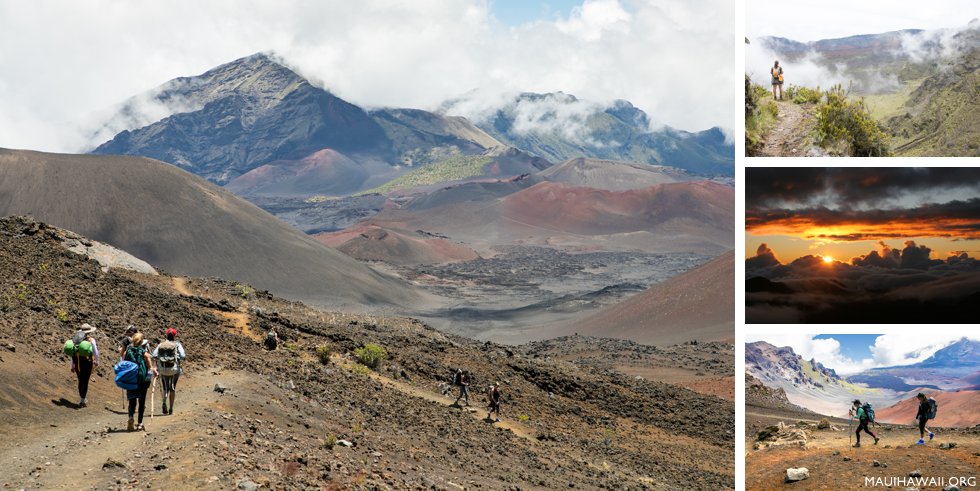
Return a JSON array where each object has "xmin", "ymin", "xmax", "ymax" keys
[
  {"xmin": 746, "ymin": 417, "xmax": 980, "ymax": 490},
  {"xmin": 757, "ymin": 101, "xmax": 818, "ymax": 157}
]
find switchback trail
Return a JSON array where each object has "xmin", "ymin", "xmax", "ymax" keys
[
  {"xmin": 331, "ymin": 354, "xmax": 537, "ymax": 441},
  {"xmin": 757, "ymin": 101, "xmax": 818, "ymax": 157}
]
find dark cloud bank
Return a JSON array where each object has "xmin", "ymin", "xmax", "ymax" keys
[{"xmin": 745, "ymin": 241, "xmax": 980, "ymax": 324}]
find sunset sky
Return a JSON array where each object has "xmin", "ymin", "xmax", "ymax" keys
[{"xmin": 746, "ymin": 168, "xmax": 980, "ymax": 265}]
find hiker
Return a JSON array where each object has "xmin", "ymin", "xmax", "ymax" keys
[
  {"xmin": 487, "ymin": 382, "xmax": 502, "ymax": 422},
  {"xmin": 123, "ymin": 333, "xmax": 158, "ymax": 431},
  {"xmin": 265, "ymin": 327, "xmax": 279, "ymax": 351},
  {"xmin": 850, "ymin": 399, "xmax": 878, "ymax": 447},
  {"xmin": 118, "ymin": 325, "xmax": 138, "ymax": 360},
  {"xmin": 454, "ymin": 370, "xmax": 470, "ymax": 406},
  {"xmin": 771, "ymin": 60, "xmax": 783, "ymax": 100},
  {"xmin": 68, "ymin": 323, "xmax": 100, "ymax": 407},
  {"xmin": 914, "ymin": 393, "xmax": 936, "ymax": 444},
  {"xmin": 152, "ymin": 328, "xmax": 186, "ymax": 415}
]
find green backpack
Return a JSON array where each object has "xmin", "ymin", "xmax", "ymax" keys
[
  {"xmin": 64, "ymin": 335, "xmax": 93, "ymax": 359},
  {"xmin": 126, "ymin": 346, "xmax": 148, "ymax": 382}
]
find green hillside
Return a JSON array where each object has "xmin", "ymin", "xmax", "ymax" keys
[{"xmin": 358, "ymin": 155, "xmax": 493, "ymax": 196}]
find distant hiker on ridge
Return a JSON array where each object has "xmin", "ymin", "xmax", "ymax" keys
[
  {"xmin": 453, "ymin": 369, "xmax": 470, "ymax": 406},
  {"xmin": 850, "ymin": 399, "xmax": 879, "ymax": 447},
  {"xmin": 914, "ymin": 393, "xmax": 937, "ymax": 445},
  {"xmin": 152, "ymin": 328, "xmax": 186, "ymax": 415},
  {"xmin": 487, "ymin": 382, "xmax": 502, "ymax": 423},
  {"xmin": 771, "ymin": 60, "xmax": 783, "ymax": 100},
  {"xmin": 123, "ymin": 332, "xmax": 158, "ymax": 431},
  {"xmin": 66, "ymin": 323, "xmax": 100, "ymax": 407},
  {"xmin": 265, "ymin": 327, "xmax": 279, "ymax": 351}
]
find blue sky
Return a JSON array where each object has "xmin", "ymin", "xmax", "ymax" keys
[
  {"xmin": 490, "ymin": 0, "xmax": 585, "ymax": 27},
  {"xmin": 813, "ymin": 334, "xmax": 881, "ymax": 361}
]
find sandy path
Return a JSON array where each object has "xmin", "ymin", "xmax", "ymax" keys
[
  {"xmin": 0, "ymin": 368, "xmax": 253, "ymax": 490},
  {"xmin": 746, "ymin": 425, "xmax": 980, "ymax": 490},
  {"xmin": 172, "ymin": 277, "xmax": 260, "ymax": 341},
  {"xmin": 331, "ymin": 354, "xmax": 537, "ymax": 441},
  {"xmin": 758, "ymin": 101, "xmax": 817, "ymax": 157}
]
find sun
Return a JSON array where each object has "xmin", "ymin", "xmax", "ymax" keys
[{"xmin": 822, "ymin": 255, "xmax": 834, "ymax": 264}]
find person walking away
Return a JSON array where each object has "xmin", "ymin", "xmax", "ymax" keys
[
  {"xmin": 152, "ymin": 328, "xmax": 186, "ymax": 415},
  {"xmin": 771, "ymin": 60, "xmax": 784, "ymax": 100},
  {"xmin": 117, "ymin": 325, "xmax": 138, "ymax": 359},
  {"xmin": 487, "ymin": 382, "xmax": 502, "ymax": 422},
  {"xmin": 914, "ymin": 393, "xmax": 936, "ymax": 444},
  {"xmin": 850, "ymin": 399, "xmax": 878, "ymax": 447},
  {"xmin": 124, "ymin": 333, "xmax": 157, "ymax": 431},
  {"xmin": 454, "ymin": 370, "xmax": 470, "ymax": 406},
  {"xmin": 68, "ymin": 323, "xmax": 100, "ymax": 407}
]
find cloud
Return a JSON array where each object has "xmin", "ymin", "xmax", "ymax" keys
[
  {"xmin": 747, "ymin": 0, "xmax": 980, "ymax": 43},
  {"xmin": 746, "ymin": 168, "xmax": 980, "ymax": 210},
  {"xmin": 745, "ymin": 242, "xmax": 980, "ymax": 322},
  {"xmin": 745, "ymin": 243, "xmax": 781, "ymax": 269},
  {"xmin": 0, "ymin": 0, "xmax": 736, "ymax": 153}
]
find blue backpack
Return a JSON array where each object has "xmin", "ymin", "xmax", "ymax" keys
[{"xmin": 114, "ymin": 360, "xmax": 139, "ymax": 390}]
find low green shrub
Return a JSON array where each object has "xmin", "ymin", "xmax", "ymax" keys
[
  {"xmin": 354, "ymin": 343, "xmax": 388, "ymax": 370},
  {"xmin": 815, "ymin": 84, "xmax": 890, "ymax": 156},
  {"xmin": 316, "ymin": 344, "xmax": 333, "ymax": 364}
]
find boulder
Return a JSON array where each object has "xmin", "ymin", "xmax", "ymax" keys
[{"xmin": 785, "ymin": 467, "xmax": 809, "ymax": 483}]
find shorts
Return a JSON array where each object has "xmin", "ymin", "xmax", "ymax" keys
[
  {"xmin": 772, "ymin": 77, "xmax": 783, "ymax": 86},
  {"xmin": 161, "ymin": 372, "xmax": 181, "ymax": 393}
]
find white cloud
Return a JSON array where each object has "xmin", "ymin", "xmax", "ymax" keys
[
  {"xmin": 747, "ymin": 0, "xmax": 980, "ymax": 42},
  {"xmin": 0, "ymin": 0, "xmax": 736, "ymax": 153},
  {"xmin": 747, "ymin": 333, "xmax": 980, "ymax": 375}
]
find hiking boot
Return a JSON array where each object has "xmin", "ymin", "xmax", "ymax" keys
[
  {"xmin": 136, "ymin": 423, "xmax": 145, "ymax": 432},
  {"xmin": 162, "ymin": 402, "xmax": 167, "ymax": 414},
  {"xmin": 853, "ymin": 443, "xmax": 860, "ymax": 448},
  {"xmin": 79, "ymin": 398, "xmax": 87, "ymax": 407},
  {"xmin": 916, "ymin": 439, "xmax": 925, "ymax": 445},
  {"xmin": 495, "ymin": 418, "xmax": 501, "ymax": 423},
  {"xmin": 127, "ymin": 418, "xmax": 135, "ymax": 432},
  {"xmin": 929, "ymin": 432, "xmax": 934, "ymax": 440},
  {"xmin": 873, "ymin": 437, "xmax": 879, "ymax": 445}
]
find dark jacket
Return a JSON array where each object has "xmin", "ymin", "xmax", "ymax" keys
[{"xmin": 916, "ymin": 399, "xmax": 929, "ymax": 420}]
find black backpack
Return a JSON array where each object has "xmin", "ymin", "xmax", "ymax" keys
[
  {"xmin": 862, "ymin": 403, "xmax": 875, "ymax": 423},
  {"xmin": 452, "ymin": 370, "xmax": 462, "ymax": 386},
  {"xmin": 926, "ymin": 398, "xmax": 938, "ymax": 420}
]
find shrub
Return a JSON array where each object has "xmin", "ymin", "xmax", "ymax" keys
[
  {"xmin": 789, "ymin": 85, "xmax": 822, "ymax": 104},
  {"xmin": 316, "ymin": 344, "xmax": 333, "ymax": 364},
  {"xmin": 815, "ymin": 84, "xmax": 890, "ymax": 156},
  {"xmin": 235, "ymin": 284, "xmax": 254, "ymax": 299},
  {"xmin": 518, "ymin": 414, "xmax": 529, "ymax": 423},
  {"xmin": 354, "ymin": 344, "xmax": 388, "ymax": 370}
]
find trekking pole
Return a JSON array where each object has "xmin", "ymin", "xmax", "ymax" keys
[
  {"xmin": 150, "ymin": 375, "xmax": 157, "ymax": 421},
  {"xmin": 847, "ymin": 415, "xmax": 853, "ymax": 447}
]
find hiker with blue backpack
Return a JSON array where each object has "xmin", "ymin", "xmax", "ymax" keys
[
  {"xmin": 152, "ymin": 328, "xmax": 186, "ymax": 415},
  {"xmin": 850, "ymin": 399, "xmax": 879, "ymax": 448},
  {"xmin": 65, "ymin": 323, "xmax": 100, "ymax": 407},
  {"xmin": 914, "ymin": 393, "xmax": 937, "ymax": 444},
  {"xmin": 117, "ymin": 332, "xmax": 158, "ymax": 431}
]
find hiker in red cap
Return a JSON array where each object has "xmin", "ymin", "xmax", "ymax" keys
[{"xmin": 152, "ymin": 328, "xmax": 186, "ymax": 415}]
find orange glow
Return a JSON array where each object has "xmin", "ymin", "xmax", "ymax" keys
[
  {"xmin": 746, "ymin": 217, "xmax": 980, "ymax": 243},
  {"xmin": 822, "ymin": 255, "xmax": 833, "ymax": 264}
]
